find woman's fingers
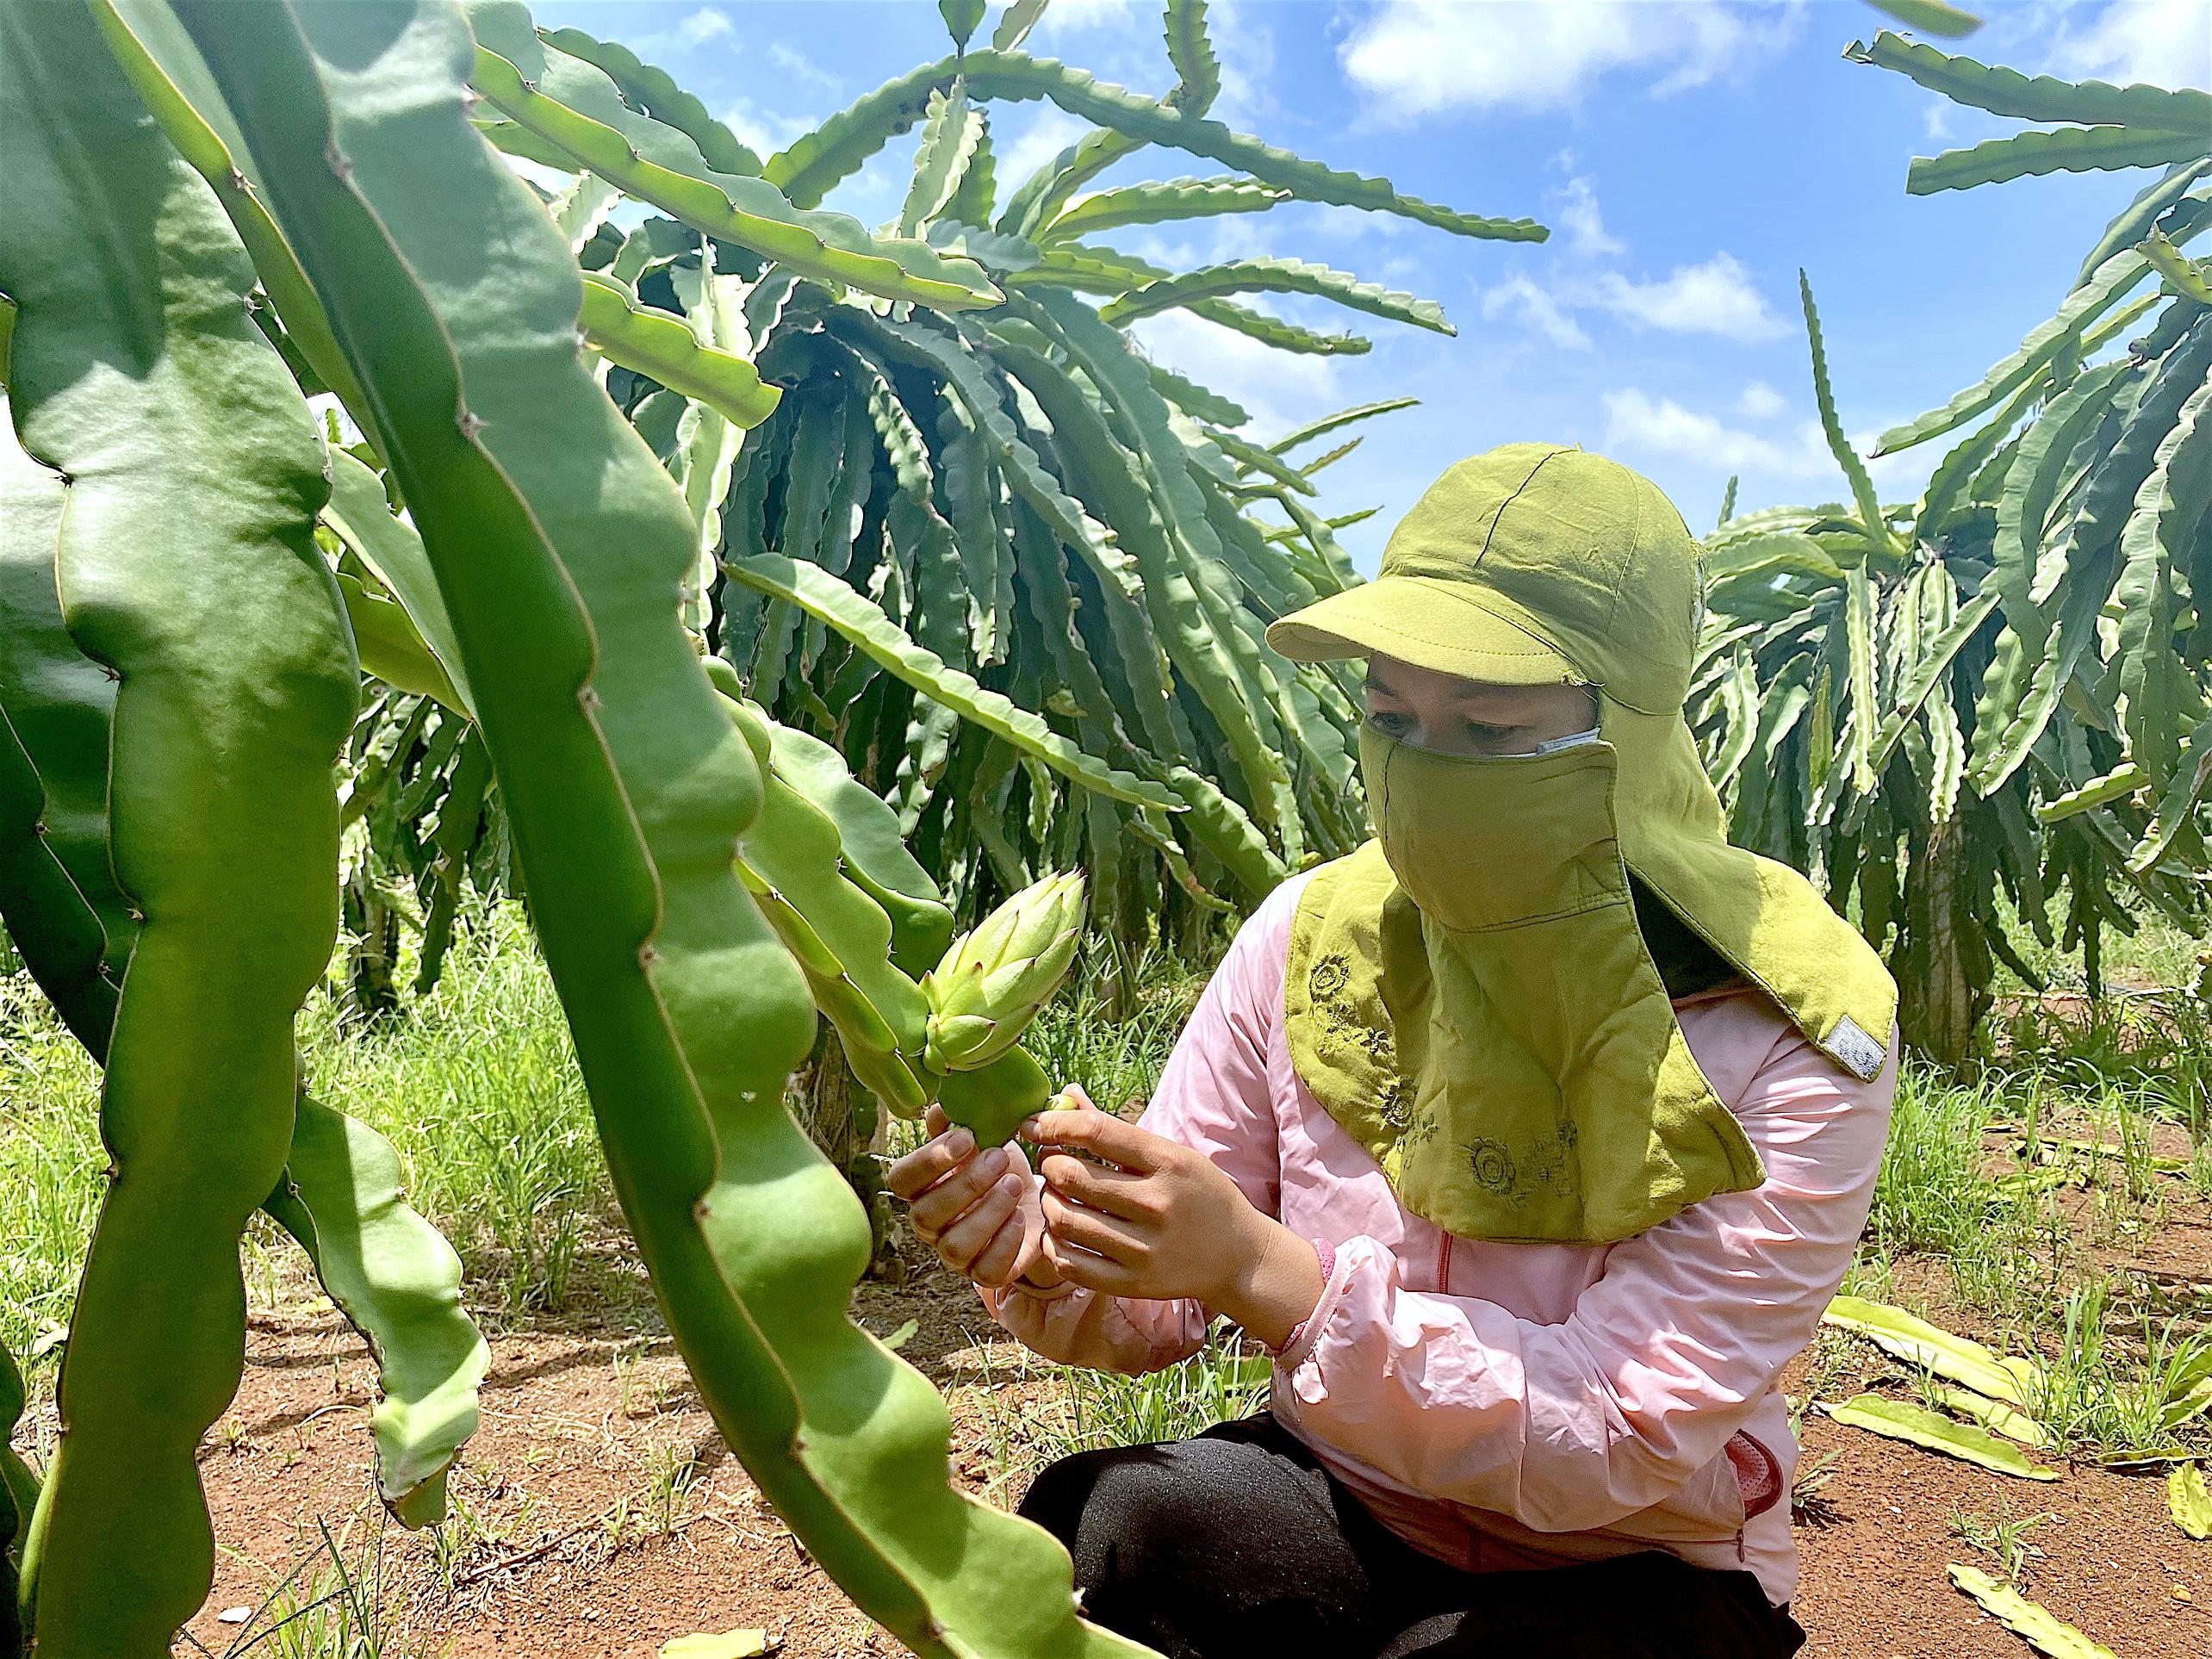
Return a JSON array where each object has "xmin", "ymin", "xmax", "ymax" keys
[
  {"xmin": 905, "ymin": 1144, "xmax": 1010, "ymax": 1240},
  {"xmin": 1021, "ymin": 1107, "xmax": 1163, "ymax": 1172},
  {"xmin": 1041, "ymin": 1228, "xmax": 1142, "ymax": 1295},
  {"xmin": 1041, "ymin": 1188, "xmax": 1148, "ymax": 1266},
  {"xmin": 1038, "ymin": 1153, "xmax": 1156, "ymax": 1222},
  {"xmin": 967, "ymin": 1208, "xmax": 1028, "ymax": 1289},
  {"xmin": 935, "ymin": 1171, "xmax": 1028, "ymax": 1273},
  {"xmin": 885, "ymin": 1122, "xmax": 979, "ymax": 1202}
]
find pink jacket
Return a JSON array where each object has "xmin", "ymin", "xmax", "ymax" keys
[{"xmin": 983, "ymin": 872, "xmax": 1896, "ymax": 1606}]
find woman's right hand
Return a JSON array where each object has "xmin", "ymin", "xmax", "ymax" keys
[{"xmin": 885, "ymin": 1105, "xmax": 1047, "ymax": 1290}]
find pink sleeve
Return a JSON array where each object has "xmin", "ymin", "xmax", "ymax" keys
[
  {"xmin": 1279, "ymin": 1020, "xmax": 1898, "ymax": 1533},
  {"xmin": 978, "ymin": 880, "xmax": 1304, "ymax": 1373}
]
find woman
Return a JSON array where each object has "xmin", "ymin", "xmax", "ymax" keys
[{"xmin": 887, "ymin": 444, "xmax": 1898, "ymax": 1659}]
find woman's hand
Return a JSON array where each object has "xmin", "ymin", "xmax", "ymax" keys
[
  {"xmin": 885, "ymin": 1105, "xmax": 1048, "ymax": 1290},
  {"xmin": 1024, "ymin": 1088, "xmax": 1326, "ymax": 1349}
]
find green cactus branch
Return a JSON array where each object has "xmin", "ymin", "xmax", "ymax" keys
[
  {"xmin": 3, "ymin": 6, "xmax": 359, "ymax": 1646},
  {"xmin": 579, "ymin": 270, "xmax": 784, "ymax": 429},
  {"xmin": 464, "ymin": 9, "xmax": 1003, "ymax": 311},
  {"xmin": 767, "ymin": 47, "xmax": 1548, "ymax": 242},
  {"xmin": 177, "ymin": 5, "xmax": 1158, "ymax": 1655},
  {"xmin": 1100, "ymin": 257, "xmax": 1455, "ymax": 335}
]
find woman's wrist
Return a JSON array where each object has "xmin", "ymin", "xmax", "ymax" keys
[{"xmin": 1215, "ymin": 1215, "xmax": 1327, "ymax": 1351}]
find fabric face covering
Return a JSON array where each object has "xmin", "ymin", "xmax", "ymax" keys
[{"xmin": 1282, "ymin": 722, "xmax": 1765, "ymax": 1245}]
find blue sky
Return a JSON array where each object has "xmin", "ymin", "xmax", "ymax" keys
[{"xmin": 534, "ymin": 0, "xmax": 2210, "ymax": 571}]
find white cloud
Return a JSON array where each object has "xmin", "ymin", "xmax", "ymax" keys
[
  {"xmin": 1554, "ymin": 176, "xmax": 1625, "ymax": 258},
  {"xmin": 1605, "ymin": 389, "xmax": 1929, "ymax": 495},
  {"xmin": 720, "ymin": 97, "xmax": 817, "ymax": 158},
  {"xmin": 679, "ymin": 7, "xmax": 732, "ymax": 46},
  {"xmin": 1604, "ymin": 389, "xmax": 1830, "ymax": 475},
  {"xmin": 1922, "ymin": 100, "xmax": 1956, "ymax": 142},
  {"xmin": 1127, "ymin": 308, "xmax": 1341, "ymax": 438},
  {"xmin": 1480, "ymin": 274, "xmax": 1593, "ymax": 349},
  {"xmin": 1737, "ymin": 380, "xmax": 1788, "ymax": 419},
  {"xmin": 2046, "ymin": 0, "xmax": 2211, "ymax": 90},
  {"xmin": 996, "ymin": 109, "xmax": 1092, "ymax": 198},
  {"xmin": 767, "ymin": 42, "xmax": 842, "ymax": 94},
  {"xmin": 1339, "ymin": 0, "xmax": 1804, "ymax": 121},
  {"xmin": 1473, "ymin": 252, "xmax": 1786, "ymax": 346},
  {"xmin": 1585, "ymin": 253, "xmax": 1789, "ymax": 341}
]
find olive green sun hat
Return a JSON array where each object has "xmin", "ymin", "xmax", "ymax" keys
[{"xmin": 1264, "ymin": 442, "xmax": 1703, "ymax": 715}]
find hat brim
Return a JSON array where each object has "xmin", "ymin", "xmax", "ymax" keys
[{"xmin": 1264, "ymin": 575, "xmax": 1583, "ymax": 687}]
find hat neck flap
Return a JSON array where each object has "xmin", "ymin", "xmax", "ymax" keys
[{"xmin": 1284, "ymin": 702, "xmax": 1896, "ymax": 1246}]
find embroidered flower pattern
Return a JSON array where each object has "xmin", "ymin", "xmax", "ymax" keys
[
  {"xmin": 1302, "ymin": 911, "xmax": 1594, "ymax": 1221},
  {"xmin": 1306, "ymin": 941, "xmax": 1447, "ymax": 1170},
  {"xmin": 1376, "ymin": 1078, "xmax": 1412, "ymax": 1132},
  {"xmin": 1308, "ymin": 951, "xmax": 1402, "ymax": 1137},
  {"xmin": 1468, "ymin": 1138, "xmax": 1519, "ymax": 1196}
]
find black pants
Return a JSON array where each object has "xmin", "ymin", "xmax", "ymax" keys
[{"xmin": 1017, "ymin": 1414, "xmax": 1806, "ymax": 1659}]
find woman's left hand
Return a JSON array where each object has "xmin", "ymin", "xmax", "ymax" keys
[{"xmin": 1022, "ymin": 1087, "xmax": 1326, "ymax": 1349}]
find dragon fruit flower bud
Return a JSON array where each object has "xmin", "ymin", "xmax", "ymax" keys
[{"xmin": 920, "ymin": 872, "xmax": 1085, "ymax": 1071}]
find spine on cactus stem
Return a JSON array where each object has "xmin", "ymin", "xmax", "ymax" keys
[{"xmin": 177, "ymin": 3, "xmax": 1155, "ymax": 1654}]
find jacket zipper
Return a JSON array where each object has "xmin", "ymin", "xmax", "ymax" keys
[{"xmin": 1438, "ymin": 1230, "xmax": 1451, "ymax": 1296}]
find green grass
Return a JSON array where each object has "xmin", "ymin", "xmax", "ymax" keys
[
  {"xmin": 0, "ymin": 898, "xmax": 607, "ymax": 1403},
  {"xmin": 1994, "ymin": 894, "xmax": 2204, "ymax": 998},
  {"xmin": 971, "ymin": 1328, "xmax": 1272, "ymax": 1505},
  {"xmin": 0, "ymin": 972, "xmax": 108, "ymax": 1380},
  {"xmin": 1021, "ymin": 943, "xmax": 1207, "ymax": 1117},
  {"xmin": 295, "ymin": 899, "xmax": 606, "ymax": 1320},
  {"xmin": 202, "ymin": 1517, "xmax": 442, "ymax": 1659},
  {"xmin": 1947, "ymin": 1496, "xmax": 2051, "ymax": 1590},
  {"xmin": 1844, "ymin": 999, "xmax": 2212, "ymax": 1459},
  {"xmin": 2024, "ymin": 1284, "xmax": 2212, "ymax": 1456}
]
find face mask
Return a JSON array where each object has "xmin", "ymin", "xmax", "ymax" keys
[
  {"xmin": 1358, "ymin": 722, "xmax": 1624, "ymax": 935},
  {"xmin": 1279, "ymin": 720, "xmax": 1767, "ymax": 1244}
]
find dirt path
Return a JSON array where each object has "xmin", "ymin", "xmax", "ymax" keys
[
  {"xmin": 137, "ymin": 1240, "xmax": 2205, "ymax": 1659},
  {"xmin": 1793, "ymin": 1408, "xmax": 2206, "ymax": 1656}
]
